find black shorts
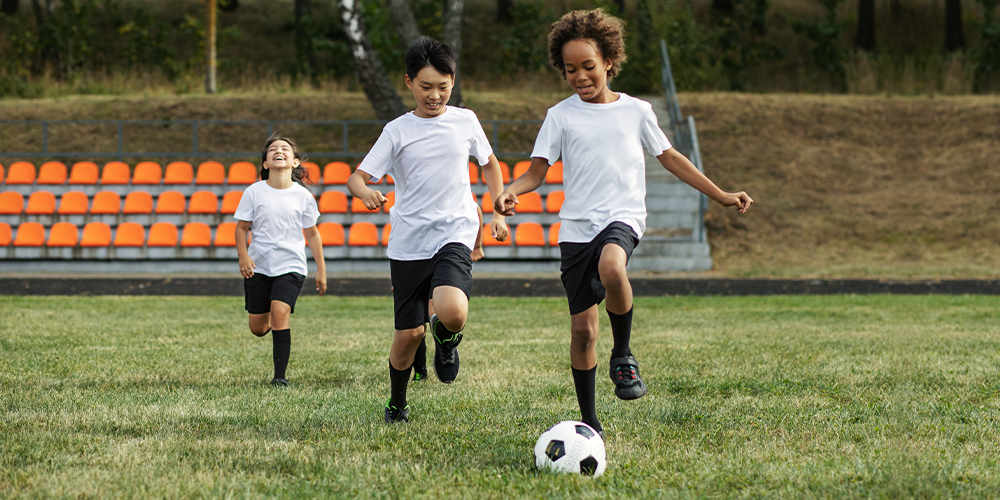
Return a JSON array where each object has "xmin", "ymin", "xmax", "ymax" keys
[
  {"xmin": 389, "ymin": 243, "xmax": 473, "ymax": 330},
  {"xmin": 244, "ymin": 272, "xmax": 306, "ymax": 314},
  {"xmin": 559, "ymin": 222, "xmax": 640, "ymax": 315}
]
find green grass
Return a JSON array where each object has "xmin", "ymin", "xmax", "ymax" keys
[{"xmin": 1, "ymin": 295, "xmax": 999, "ymax": 498}]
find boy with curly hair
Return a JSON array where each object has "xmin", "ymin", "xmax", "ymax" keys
[{"xmin": 495, "ymin": 8, "xmax": 753, "ymax": 435}]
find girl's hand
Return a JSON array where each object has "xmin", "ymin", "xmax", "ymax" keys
[
  {"xmin": 490, "ymin": 216, "xmax": 509, "ymax": 242},
  {"xmin": 315, "ymin": 274, "xmax": 327, "ymax": 296},
  {"xmin": 239, "ymin": 255, "xmax": 256, "ymax": 278},
  {"xmin": 471, "ymin": 246, "xmax": 485, "ymax": 261},
  {"xmin": 360, "ymin": 189, "xmax": 387, "ymax": 211},
  {"xmin": 722, "ymin": 191, "xmax": 754, "ymax": 213},
  {"xmin": 494, "ymin": 190, "xmax": 518, "ymax": 216}
]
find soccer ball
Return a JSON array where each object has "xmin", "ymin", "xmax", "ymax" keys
[{"xmin": 533, "ymin": 421, "xmax": 606, "ymax": 477}]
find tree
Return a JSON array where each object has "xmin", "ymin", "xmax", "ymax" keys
[
  {"xmin": 855, "ymin": 0, "xmax": 875, "ymax": 51},
  {"xmin": 385, "ymin": 0, "xmax": 466, "ymax": 106},
  {"xmin": 206, "ymin": 0, "xmax": 217, "ymax": 93},
  {"xmin": 1, "ymin": 0, "xmax": 18, "ymax": 15},
  {"xmin": 219, "ymin": 0, "xmax": 239, "ymax": 12},
  {"xmin": 339, "ymin": 0, "xmax": 408, "ymax": 120},
  {"xmin": 387, "ymin": 0, "xmax": 419, "ymax": 47},
  {"xmin": 496, "ymin": 0, "xmax": 512, "ymax": 23},
  {"xmin": 294, "ymin": 0, "xmax": 319, "ymax": 84},
  {"xmin": 946, "ymin": 0, "xmax": 965, "ymax": 51}
]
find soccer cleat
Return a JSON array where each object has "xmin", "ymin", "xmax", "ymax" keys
[
  {"xmin": 270, "ymin": 377, "xmax": 290, "ymax": 387},
  {"xmin": 412, "ymin": 337, "xmax": 428, "ymax": 382},
  {"xmin": 430, "ymin": 314, "xmax": 463, "ymax": 384},
  {"xmin": 609, "ymin": 354, "xmax": 647, "ymax": 400},
  {"xmin": 384, "ymin": 399, "xmax": 410, "ymax": 423}
]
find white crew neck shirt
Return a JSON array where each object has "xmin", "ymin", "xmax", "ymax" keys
[
  {"xmin": 233, "ymin": 180, "xmax": 319, "ymax": 277},
  {"xmin": 358, "ymin": 106, "xmax": 493, "ymax": 261},
  {"xmin": 530, "ymin": 93, "xmax": 672, "ymax": 243}
]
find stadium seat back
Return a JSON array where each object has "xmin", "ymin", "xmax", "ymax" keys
[
  {"xmin": 69, "ymin": 162, "xmax": 99, "ymax": 185},
  {"xmin": 318, "ymin": 222, "xmax": 345, "ymax": 246},
  {"xmin": 132, "ymin": 162, "xmax": 163, "ymax": 184},
  {"xmin": 6, "ymin": 162, "xmax": 36, "ymax": 184},
  {"xmin": 57, "ymin": 191, "xmax": 89, "ymax": 215},
  {"xmin": 351, "ymin": 196, "xmax": 378, "ymax": 213},
  {"xmin": 549, "ymin": 222, "xmax": 561, "ymax": 246},
  {"xmin": 80, "ymin": 222, "xmax": 112, "ymax": 247},
  {"xmin": 181, "ymin": 222, "xmax": 212, "ymax": 247},
  {"xmin": 545, "ymin": 161, "xmax": 564, "ymax": 183},
  {"xmin": 100, "ymin": 161, "xmax": 131, "ymax": 185},
  {"xmin": 122, "ymin": 191, "xmax": 153, "ymax": 214},
  {"xmin": 188, "ymin": 191, "xmax": 219, "ymax": 214},
  {"xmin": 480, "ymin": 191, "xmax": 493, "ymax": 214},
  {"xmin": 37, "ymin": 161, "xmax": 67, "ymax": 184},
  {"xmin": 0, "ymin": 191, "xmax": 25, "ymax": 215},
  {"xmin": 383, "ymin": 191, "xmax": 395, "ymax": 212},
  {"xmin": 301, "ymin": 162, "xmax": 321, "ymax": 185},
  {"xmin": 0, "ymin": 222, "xmax": 10, "ymax": 246},
  {"xmin": 227, "ymin": 162, "xmax": 257, "ymax": 184},
  {"xmin": 113, "ymin": 222, "xmax": 146, "ymax": 247},
  {"xmin": 91, "ymin": 191, "xmax": 122, "ymax": 214},
  {"xmin": 513, "ymin": 161, "xmax": 531, "ymax": 180},
  {"xmin": 381, "ymin": 223, "xmax": 391, "ymax": 246},
  {"xmin": 482, "ymin": 224, "xmax": 511, "ymax": 246},
  {"xmin": 0, "ymin": 164, "xmax": 4, "ymax": 184},
  {"xmin": 546, "ymin": 190, "xmax": 565, "ymax": 213},
  {"xmin": 468, "ymin": 162, "xmax": 479, "ymax": 184},
  {"xmin": 214, "ymin": 221, "xmax": 238, "ymax": 247},
  {"xmin": 14, "ymin": 222, "xmax": 45, "ymax": 246},
  {"xmin": 147, "ymin": 222, "xmax": 178, "ymax": 247},
  {"xmin": 195, "ymin": 161, "xmax": 225, "ymax": 185},
  {"xmin": 323, "ymin": 162, "xmax": 351, "ymax": 185},
  {"xmin": 318, "ymin": 191, "xmax": 348, "ymax": 214},
  {"xmin": 348, "ymin": 222, "xmax": 378, "ymax": 246},
  {"xmin": 155, "ymin": 191, "xmax": 186, "ymax": 214},
  {"xmin": 220, "ymin": 191, "xmax": 243, "ymax": 214},
  {"xmin": 515, "ymin": 222, "xmax": 545, "ymax": 246},
  {"xmin": 47, "ymin": 222, "xmax": 79, "ymax": 246},
  {"xmin": 164, "ymin": 161, "xmax": 194, "ymax": 184},
  {"xmin": 517, "ymin": 192, "xmax": 543, "ymax": 213},
  {"xmin": 25, "ymin": 191, "xmax": 56, "ymax": 214}
]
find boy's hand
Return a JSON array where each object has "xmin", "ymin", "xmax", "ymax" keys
[
  {"xmin": 494, "ymin": 190, "xmax": 518, "ymax": 216},
  {"xmin": 315, "ymin": 273, "xmax": 327, "ymax": 296},
  {"xmin": 490, "ymin": 216, "xmax": 509, "ymax": 242},
  {"xmin": 360, "ymin": 188, "xmax": 386, "ymax": 211},
  {"xmin": 239, "ymin": 255, "xmax": 256, "ymax": 278},
  {"xmin": 471, "ymin": 246, "xmax": 485, "ymax": 261},
  {"xmin": 722, "ymin": 191, "xmax": 754, "ymax": 213}
]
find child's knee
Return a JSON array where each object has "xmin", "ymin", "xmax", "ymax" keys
[
  {"xmin": 433, "ymin": 301, "xmax": 468, "ymax": 331},
  {"xmin": 395, "ymin": 327, "xmax": 425, "ymax": 347},
  {"xmin": 249, "ymin": 320, "xmax": 270, "ymax": 337},
  {"xmin": 571, "ymin": 323, "xmax": 598, "ymax": 344}
]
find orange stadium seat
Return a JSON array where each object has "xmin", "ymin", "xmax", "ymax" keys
[
  {"xmin": 323, "ymin": 162, "xmax": 351, "ymax": 185},
  {"xmin": 318, "ymin": 222, "xmax": 345, "ymax": 246},
  {"xmin": 482, "ymin": 161, "xmax": 510, "ymax": 184},
  {"xmin": 351, "ymin": 195, "xmax": 378, "ymax": 213},
  {"xmin": 132, "ymin": 162, "xmax": 163, "ymax": 184},
  {"xmin": 37, "ymin": 161, "xmax": 67, "ymax": 185},
  {"xmin": 147, "ymin": 222, "xmax": 178, "ymax": 247},
  {"xmin": 480, "ymin": 191, "xmax": 493, "ymax": 214},
  {"xmin": 195, "ymin": 161, "xmax": 225, "ymax": 185},
  {"xmin": 383, "ymin": 191, "xmax": 395, "ymax": 212},
  {"xmin": 91, "ymin": 191, "xmax": 122, "ymax": 214},
  {"xmin": 516, "ymin": 192, "xmax": 543, "ymax": 213},
  {"xmin": 14, "ymin": 222, "xmax": 45, "ymax": 246},
  {"xmin": 301, "ymin": 161, "xmax": 321, "ymax": 185},
  {"xmin": 80, "ymin": 222, "xmax": 112, "ymax": 247},
  {"xmin": 188, "ymin": 191, "xmax": 219, "ymax": 214},
  {"xmin": 545, "ymin": 161, "xmax": 564, "ymax": 183},
  {"xmin": 348, "ymin": 222, "xmax": 378, "ymax": 246},
  {"xmin": 25, "ymin": 191, "xmax": 56, "ymax": 214},
  {"xmin": 100, "ymin": 161, "xmax": 130, "ymax": 185},
  {"xmin": 122, "ymin": 191, "xmax": 153, "ymax": 214},
  {"xmin": 0, "ymin": 223, "xmax": 10, "ymax": 246},
  {"xmin": 318, "ymin": 191, "xmax": 348, "ymax": 213},
  {"xmin": 549, "ymin": 222, "xmax": 561, "ymax": 246},
  {"xmin": 155, "ymin": 191, "xmax": 186, "ymax": 214},
  {"xmin": 57, "ymin": 191, "xmax": 89, "ymax": 215},
  {"xmin": 515, "ymin": 222, "xmax": 545, "ymax": 246},
  {"xmin": 164, "ymin": 161, "xmax": 194, "ymax": 184},
  {"xmin": 68, "ymin": 162, "xmax": 99, "ymax": 185},
  {"xmin": 0, "ymin": 163, "xmax": 4, "ymax": 183},
  {"xmin": 227, "ymin": 162, "xmax": 257, "ymax": 184},
  {"xmin": 385, "ymin": 175, "xmax": 395, "ymax": 185},
  {"xmin": 546, "ymin": 190, "xmax": 565, "ymax": 213},
  {"xmin": 46, "ymin": 222, "xmax": 79, "ymax": 247},
  {"xmin": 0, "ymin": 192, "xmax": 24, "ymax": 214},
  {"xmin": 482, "ymin": 224, "xmax": 511, "ymax": 246},
  {"xmin": 381, "ymin": 223, "xmax": 391, "ymax": 246},
  {"xmin": 181, "ymin": 222, "xmax": 212, "ymax": 247},
  {"xmin": 5, "ymin": 162, "xmax": 36, "ymax": 184},
  {"xmin": 469, "ymin": 162, "xmax": 479, "ymax": 184},
  {"xmin": 220, "ymin": 191, "xmax": 243, "ymax": 214},
  {"xmin": 113, "ymin": 222, "xmax": 146, "ymax": 247},
  {"xmin": 213, "ymin": 222, "xmax": 237, "ymax": 247},
  {"xmin": 513, "ymin": 161, "xmax": 531, "ymax": 180}
]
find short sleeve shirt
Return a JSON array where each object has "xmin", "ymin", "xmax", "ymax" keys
[
  {"xmin": 530, "ymin": 93, "xmax": 672, "ymax": 243},
  {"xmin": 233, "ymin": 181, "xmax": 319, "ymax": 276},
  {"xmin": 358, "ymin": 107, "xmax": 493, "ymax": 261}
]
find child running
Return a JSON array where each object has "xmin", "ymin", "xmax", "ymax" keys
[
  {"xmin": 348, "ymin": 37, "xmax": 508, "ymax": 423},
  {"xmin": 495, "ymin": 9, "xmax": 752, "ymax": 436},
  {"xmin": 235, "ymin": 135, "xmax": 327, "ymax": 387}
]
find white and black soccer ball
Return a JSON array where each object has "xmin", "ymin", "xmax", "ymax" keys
[{"xmin": 533, "ymin": 421, "xmax": 606, "ymax": 477}]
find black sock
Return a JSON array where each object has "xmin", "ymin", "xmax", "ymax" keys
[
  {"xmin": 433, "ymin": 319, "xmax": 462, "ymax": 343},
  {"xmin": 608, "ymin": 307, "xmax": 633, "ymax": 359},
  {"xmin": 388, "ymin": 360, "xmax": 412, "ymax": 409},
  {"xmin": 572, "ymin": 366, "xmax": 602, "ymax": 434},
  {"xmin": 272, "ymin": 329, "xmax": 291, "ymax": 380},
  {"xmin": 412, "ymin": 336, "xmax": 427, "ymax": 373}
]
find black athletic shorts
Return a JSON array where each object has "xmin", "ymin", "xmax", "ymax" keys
[
  {"xmin": 559, "ymin": 222, "xmax": 640, "ymax": 315},
  {"xmin": 244, "ymin": 272, "xmax": 306, "ymax": 314},
  {"xmin": 389, "ymin": 243, "xmax": 474, "ymax": 330}
]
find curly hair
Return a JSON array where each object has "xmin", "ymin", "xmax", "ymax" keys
[{"xmin": 547, "ymin": 8, "xmax": 628, "ymax": 80}]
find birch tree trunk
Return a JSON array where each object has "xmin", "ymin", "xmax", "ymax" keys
[
  {"xmin": 339, "ymin": 0, "xmax": 408, "ymax": 120},
  {"xmin": 387, "ymin": 0, "xmax": 420, "ymax": 48},
  {"xmin": 442, "ymin": 0, "xmax": 464, "ymax": 106},
  {"xmin": 206, "ymin": 0, "xmax": 217, "ymax": 94}
]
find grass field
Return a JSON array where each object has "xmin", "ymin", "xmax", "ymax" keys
[{"xmin": 2, "ymin": 295, "xmax": 999, "ymax": 498}]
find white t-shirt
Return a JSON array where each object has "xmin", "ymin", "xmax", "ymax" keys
[
  {"xmin": 531, "ymin": 93, "xmax": 672, "ymax": 243},
  {"xmin": 358, "ymin": 107, "xmax": 493, "ymax": 261},
  {"xmin": 233, "ymin": 181, "xmax": 319, "ymax": 277}
]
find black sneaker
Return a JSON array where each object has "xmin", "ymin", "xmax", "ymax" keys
[
  {"xmin": 384, "ymin": 400, "xmax": 410, "ymax": 423},
  {"xmin": 609, "ymin": 354, "xmax": 647, "ymax": 400},
  {"xmin": 412, "ymin": 337, "xmax": 428, "ymax": 382},
  {"xmin": 430, "ymin": 314, "xmax": 462, "ymax": 384},
  {"xmin": 270, "ymin": 377, "xmax": 290, "ymax": 387}
]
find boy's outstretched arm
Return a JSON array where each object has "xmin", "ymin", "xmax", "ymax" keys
[
  {"xmin": 346, "ymin": 169, "xmax": 387, "ymax": 210},
  {"xmin": 480, "ymin": 154, "xmax": 509, "ymax": 242},
  {"xmin": 472, "ymin": 205, "xmax": 485, "ymax": 261},
  {"xmin": 494, "ymin": 156, "xmax": 549, "ymax": 216},
  {"xmin": 657, "ymin": 149, "xmax": 753, "ymax": 213},
  {"xmin": 303, "ymin": 225, "xmax": 327, "ymax": 296}
]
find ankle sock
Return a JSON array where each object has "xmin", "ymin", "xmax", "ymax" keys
[
  {"xmin": 388, "ymin": 360, "xmax": 412, "ymax": 409},
  {"xmin": 572, "ymin": 365, "xmax": 602, "ymax": 434},
  {"xmin": 272, "ymin": 329, "xmax": 291, "ymax": 380},
  {"xmin": 608, "ymin": 307, "xmax": 633, "ymax": 359}
]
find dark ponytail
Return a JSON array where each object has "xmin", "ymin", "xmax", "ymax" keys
[{"xmin": 260, "ymin": 133, "xmax": 311, "ymax": 186}]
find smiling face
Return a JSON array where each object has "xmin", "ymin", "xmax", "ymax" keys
[
  {"xmin": 263, "ymin": 140, "xmax": 298, "ymax": 173},
  {"xmin": 405, "ymin": 65, "xmax": 454, "ymax": 118},
  {"xmin": 561, "ymin": 38, "xmax": 615, "ymax": 104}
]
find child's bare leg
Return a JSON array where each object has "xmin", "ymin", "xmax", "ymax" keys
[
  {"xmin": 387, "ymin": 326, "xmax": 425, "ymax": 416},
  {"xmin": 269, "ymin": 301, "xmax": 293, "ymax": 384},
  {"xmin": 269, "ymin": 301, "xmax": 291, "ymax": 330},
  {"xmin": 249, "ymin": 314, "xmax": 271, "ymax": 337},
  {"xmin": 598, "ymin": 244, "xmax": 646, "ymax": 400},
  {"xmin": 598, "ymin": 244, "xmax": 632, "ymax": 315},
  {"xmin": 429, "ymin": 285, "xmax": 468, "ymax": 383},
  {"xmin": 570, "ymin": 305, "xmax": 602, "ymax": 434},
  {"xmin": 430, "ymin": 286, "xmax": 468, "ymax": 333},
  {"xmin": 390, "ymin": 326, "xmax": 426, "ymax": 370}
]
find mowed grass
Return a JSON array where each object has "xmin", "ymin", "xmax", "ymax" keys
[{"xmin": 1, "ymin": 295, "xmax": 999, "ymax": 498}]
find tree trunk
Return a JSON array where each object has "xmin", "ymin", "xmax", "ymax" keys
[
  {"xmin": 206, "ymin": 0, "xmax": 217, "ymax": 93},
  {"xmin": 945, "ymin": 0, "xmax": 964, "ymax": 51},
  {"xmin": 496, "ymin": 0, "xmax": 512, "ymax": 23},
  {"xmin": 387, "ymin": 0, "xmax": 420, "ymax": 48},
  {"xmin": 855, "ymin": 0, "xmax": 875, "ymax": 51},
  {"xmin": 1, "ymin": 0, "xmax": 18, "ymax": 15},
  {"xmin": 219, "ymin": 0, "xmax": 239, "ymax": 13},
  {"xmin": 442, "ymin": 0, "xmax": 464, "ymax": 106},
  {"xmin": 889, "ymin": 0, "xmax": 901, "ymax": 21},
  {"xmin": 339, "ymin": 0, "xmax": 408, "ymax": 120}
]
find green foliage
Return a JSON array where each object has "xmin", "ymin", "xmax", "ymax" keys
[
  {"xmin": 973, "ymin": 0, "xmax": 1000, "ymax": 90},
  {"xmin": 792, "ymin": 0, "xmax": 850, "ymax": 91},
  {"xmin": 661, "ymin": 7, "xmax": 722, "ymax": 92},
  {"xmin": 411, "ymin": 0, "xmax": 444, "ymax": 40},
  {"xmin": 119, "ymin": 8, "xmax": 176, "ymax": 74},
  {"xmin": 493, "ymin": 0, "xmax": 555, "ymax": 74},
  {"xmin": 361, "ymin": 0, "xmax": 404, "ymax": 74},
  {"xmin": 713, "ymin": 0, "xmax": 784, "ymax": 91}
]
